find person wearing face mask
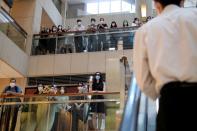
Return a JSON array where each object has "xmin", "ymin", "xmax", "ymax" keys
[
  {"xmin": 110, "ymin": 21, "xmax": 119, "ymax": 50},
  {"xmin": 132, "ymin": 17, "xmax": 141, "ymax": 27},
  {"xmin": 133, "ymin": 0, "xmax": 197, "ymax": 131},
  {"xmin": 97, "ymin": 18, "xmax": 108, "ymax": 51},
  {"xmin": 0, "ymin": 78, "xmax": 22, "ymax": 131},
  {"xmin": 73, "ymin": 19, "xmax": 85, "ymax": 53},
  {"xmin": 87, "ymin": 18, "xmax": 97, "ymax": 52},
  {"xmin": 89, "ymin": 72, "xmax": 106, "ymax": 130},
  {"xmin": 123, "ymin": 20, "xmax": 129, "ymax": 27}
]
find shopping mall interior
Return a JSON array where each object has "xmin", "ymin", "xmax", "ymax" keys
[{"xmin": 0, "ymin": 0, "xmax": 196, "ymax": 131}]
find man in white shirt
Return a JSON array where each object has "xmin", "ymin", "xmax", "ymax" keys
[
  {"xmin": 73, "ymin": 19, "xmax": 85, "ymax": 52},
  {"xmin": 133, "ymin": 0, "xmax": 197, "ymax": 131}
]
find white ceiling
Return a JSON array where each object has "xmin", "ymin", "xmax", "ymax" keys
[{"xmin": 0, "ymin": 60, "xmax": 22, "ymax": 78}]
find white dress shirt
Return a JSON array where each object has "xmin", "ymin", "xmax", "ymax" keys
[
  {"xmin": 133, "ymin": 5, "xmax": 197, "ymax": 100},
  {"xmin": 73, "ymin": 24, "xmax": 85, "ymax": 31}
]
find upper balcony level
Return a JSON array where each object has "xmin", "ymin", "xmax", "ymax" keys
[{"xmin": 32, "ymin": 26, "xmax": 137, "ymax": 56}]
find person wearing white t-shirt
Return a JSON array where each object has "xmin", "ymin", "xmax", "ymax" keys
[{"xmin": 73, "ymin": 19, "xmax": 85, "ymax": 52}]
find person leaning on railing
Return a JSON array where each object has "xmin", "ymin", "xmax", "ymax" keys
[
  {"xmin": 73, "ymin": 19, "xmax": 85, "ymax": 53},
  {"xmin": 97, "ymin": 18, "xmax": 108, "ymax": 51},
  {"xmin": 89, "ymin": 72, "xmax": 106, "ymax": 130},
  {"xmin": 0, "ymin": 78, "xmax": 22, "ymax": 131},
  {"xmin": 87, "ymin": 18, "xmax": 97, "ymax": 52}
]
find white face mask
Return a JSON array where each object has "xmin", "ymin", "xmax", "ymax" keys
[
  {"xmin": 91, "ymin": 21, "xmax": 95, "ymax": 24},
  {"xmin": 78, "ymin": 86, "xmax": 83, "ymax": 93},
  {"xmin": 96, "ymin": 75, "xmax": 100, "ymax": 80},
  {"xmin": 78, "ymin": 22, "xmax": 81, "ymax": 26},
  {"xmin": 53, "ymin": 28, "xmax": 57, "ymax": 32},
  {"xmin": 10, "ymin": 83, "xmax": 16, "ymax": 88},
  {"xmin": 38, "ymin": 86, "xmax": 43, "ymax": 93},
  {"xmin": 100, "ymin": 20, "xmax": 104, "ymax": 23}
]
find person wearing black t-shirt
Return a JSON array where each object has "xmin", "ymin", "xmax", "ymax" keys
[
  {"xmin": 97, "ymin": 18, "xmax": 108, "ymax": 51},
  {"xmin": 89, "ymin": 72, "xmax": 106, "ymax": 130},
  {"xmin": 87, "ymin": 18, "xmax": 97, "ymax": 52}
]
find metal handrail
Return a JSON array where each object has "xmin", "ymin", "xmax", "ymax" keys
[
  {"xmin": 0, "ymin": 98, "xmax": 120, "ymax": 106},
  {"xmin": 0, "ymin": 91, "xmax": 120, "ymax": 99},
  {"xmin": 33, "ymin": 29, "xmax": 136, "ymax": 39},
  {"xmin": 120, "ymin": 77, "xmax": 141, "ymax": 131},
  {"xmin": 33, "ymin": 26, "xmax": 139, "ymax": 37}
]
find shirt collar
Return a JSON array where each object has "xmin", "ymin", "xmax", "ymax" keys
[{"xmin": 161, "ymin": 4, "xmax": 180, "ymax": 15}]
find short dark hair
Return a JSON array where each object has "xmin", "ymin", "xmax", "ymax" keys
[
  {"xmin": 77, "ymin": 19, "xmax": 82, "ymax": 22},
  {"xmin": 10, "ymin": 78, "xmax": 16, "ymax": 83},
  {"xmin": 91, "ymin": 18, "xmax": 96, "ymax": 22},
  {"xmin": 154, "ymin": 0, "xmax": 183, "ymax": 7},
  {"xmin": 100, "ymin": 18, "xmax": 104, "ymax": 21}
]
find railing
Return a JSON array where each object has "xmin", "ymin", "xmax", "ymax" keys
[
  {"xmin": 120, "ymin": 77, "xmax": 157, "ymax": 131},
  {"xmin": 0, "ymin": 7, "xmax": 27, "ymax": 52},
  {"xmin": 0, "ymin": 92, "xmax": 121, "ymax": 131},
  {"xmin": 32, "ymin": 26, "xmax": 137, "ymax": 55}
]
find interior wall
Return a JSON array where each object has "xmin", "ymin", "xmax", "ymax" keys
[
  {"xmin": 0, "ymin": 0, "xmax": 11, "ymax": 12},
  {"xmin": 41, "ymin": 9, "xmax": 55, "ymax": 28},
  {"xmin": 28, "ymin": 50, "xmax": 133, "ymax": 77},
  {"xmin": 67, "ymin": 3, "xmax": 86, "ymax": 18},
  {"xmin": 11, "ymin": 0, "xmax": 63, "ymax": 55}
]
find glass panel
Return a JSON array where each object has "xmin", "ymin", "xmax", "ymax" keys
[
  {"xmin": 184, "ymin": 0, "xmax": 197, "ymax": 7},
  {"xmin": 67, "ymin": 0, "xmax": 135, "ymax": 17},
  {"xmin": 87, "ymin": 2, "xmax": 98, "ymax": 14},
  {"xmin": 99, "ymin": 0, "xmax": 110, "ymax": 14},
  {"xmin": 0, "ymin": 8, "xmax": 27, "ymax": 52},
  {"xmin": 57, "ymin": 35, "xmax": 74, "ymax": 54},
  {"xmin": 111, "ymin": 0, "xmax": 121, "ymax": 13},
  {"xmin": 0, "ymin": 93, "xmax": 120, "ymax": 131},
  {"xmin": 122, "ymin": 0, "xmax": 132, "ymax": 13},
  {"xmin": 32, "ymin": 28, "xmax": 137, "ymax": 55}
]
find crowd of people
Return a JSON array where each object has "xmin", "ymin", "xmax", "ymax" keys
[
  {"xmin": 34, "ymin": 16, "xmax": 152, "ymax": 55},
  {"xmin": 0, "ymin": 72, "xmax": 106, "ymax": 131}
]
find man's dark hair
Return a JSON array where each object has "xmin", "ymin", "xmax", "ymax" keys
[
  {"xmin": 10, "ymin": 78, "xmax": 16, "ymax": 83},
  {"xmin": 154, "ymin": 0, "xmax": 183, "ymax": 7},
  {"xmin": 77, "ymin": 19, "xmax": 82, "ymax": 22},
  {"xmin": 100, "ymin": 18, "xmax": 104, "ymax": 21},
  {"xmin": 91, "ymin": 18, "xmax": 96, "ymax": 22}
]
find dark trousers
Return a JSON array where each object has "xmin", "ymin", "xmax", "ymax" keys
[
  {"xmin": 74, "ymin": 36, "xmax": 83, "ymax": 52},
  {"xmin": 157, "ymin": 82, "xmax": 197, "ymax": 131}
]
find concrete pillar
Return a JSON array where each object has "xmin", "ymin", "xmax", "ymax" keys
[
  {"xmin": 135, "ymin": 0, "xmax": 153, "ymax": 19},
  {"xmin": 106, "ymin": 58, "xmax": 125, "ymax": 110},
  {"xmin": 61, "ymin": 0, "xmax": 68, "ymax": 27},
  {"xmin": 135, "ymin": 0, "xmax": 142, "ymax": 18},
  {"xmin": 146, "ymin": 0, "xmax": 153, "ymax": 17}
]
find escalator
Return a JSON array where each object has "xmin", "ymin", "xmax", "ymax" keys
[{"xmin": 120, "ymin": 76, "xmax": 157, "ymax": 131}]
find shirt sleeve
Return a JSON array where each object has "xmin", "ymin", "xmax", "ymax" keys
[
  {"xmin": 16, "ymin": 86, "xmax": 23, "ymax": 93},
  {"xmin": 133, "ymin": 27, "xmax": 158, "ymax": 100}
]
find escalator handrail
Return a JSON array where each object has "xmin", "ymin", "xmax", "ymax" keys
[{"xmin": 120, "ymin": 76, "xmax": 141, "ymax": 131}]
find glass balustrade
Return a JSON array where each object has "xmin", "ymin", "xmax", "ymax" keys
[
  {"xmin": 0, "ymin": 92, "xmax": 120, "ymax": 131},
  {"xmin": 0, "ymin": 7, "xmax": 27, "ymax": 52},
  {"xmin": 32, "ymin": 27, "xmax": 137, "ymax": 55}
]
